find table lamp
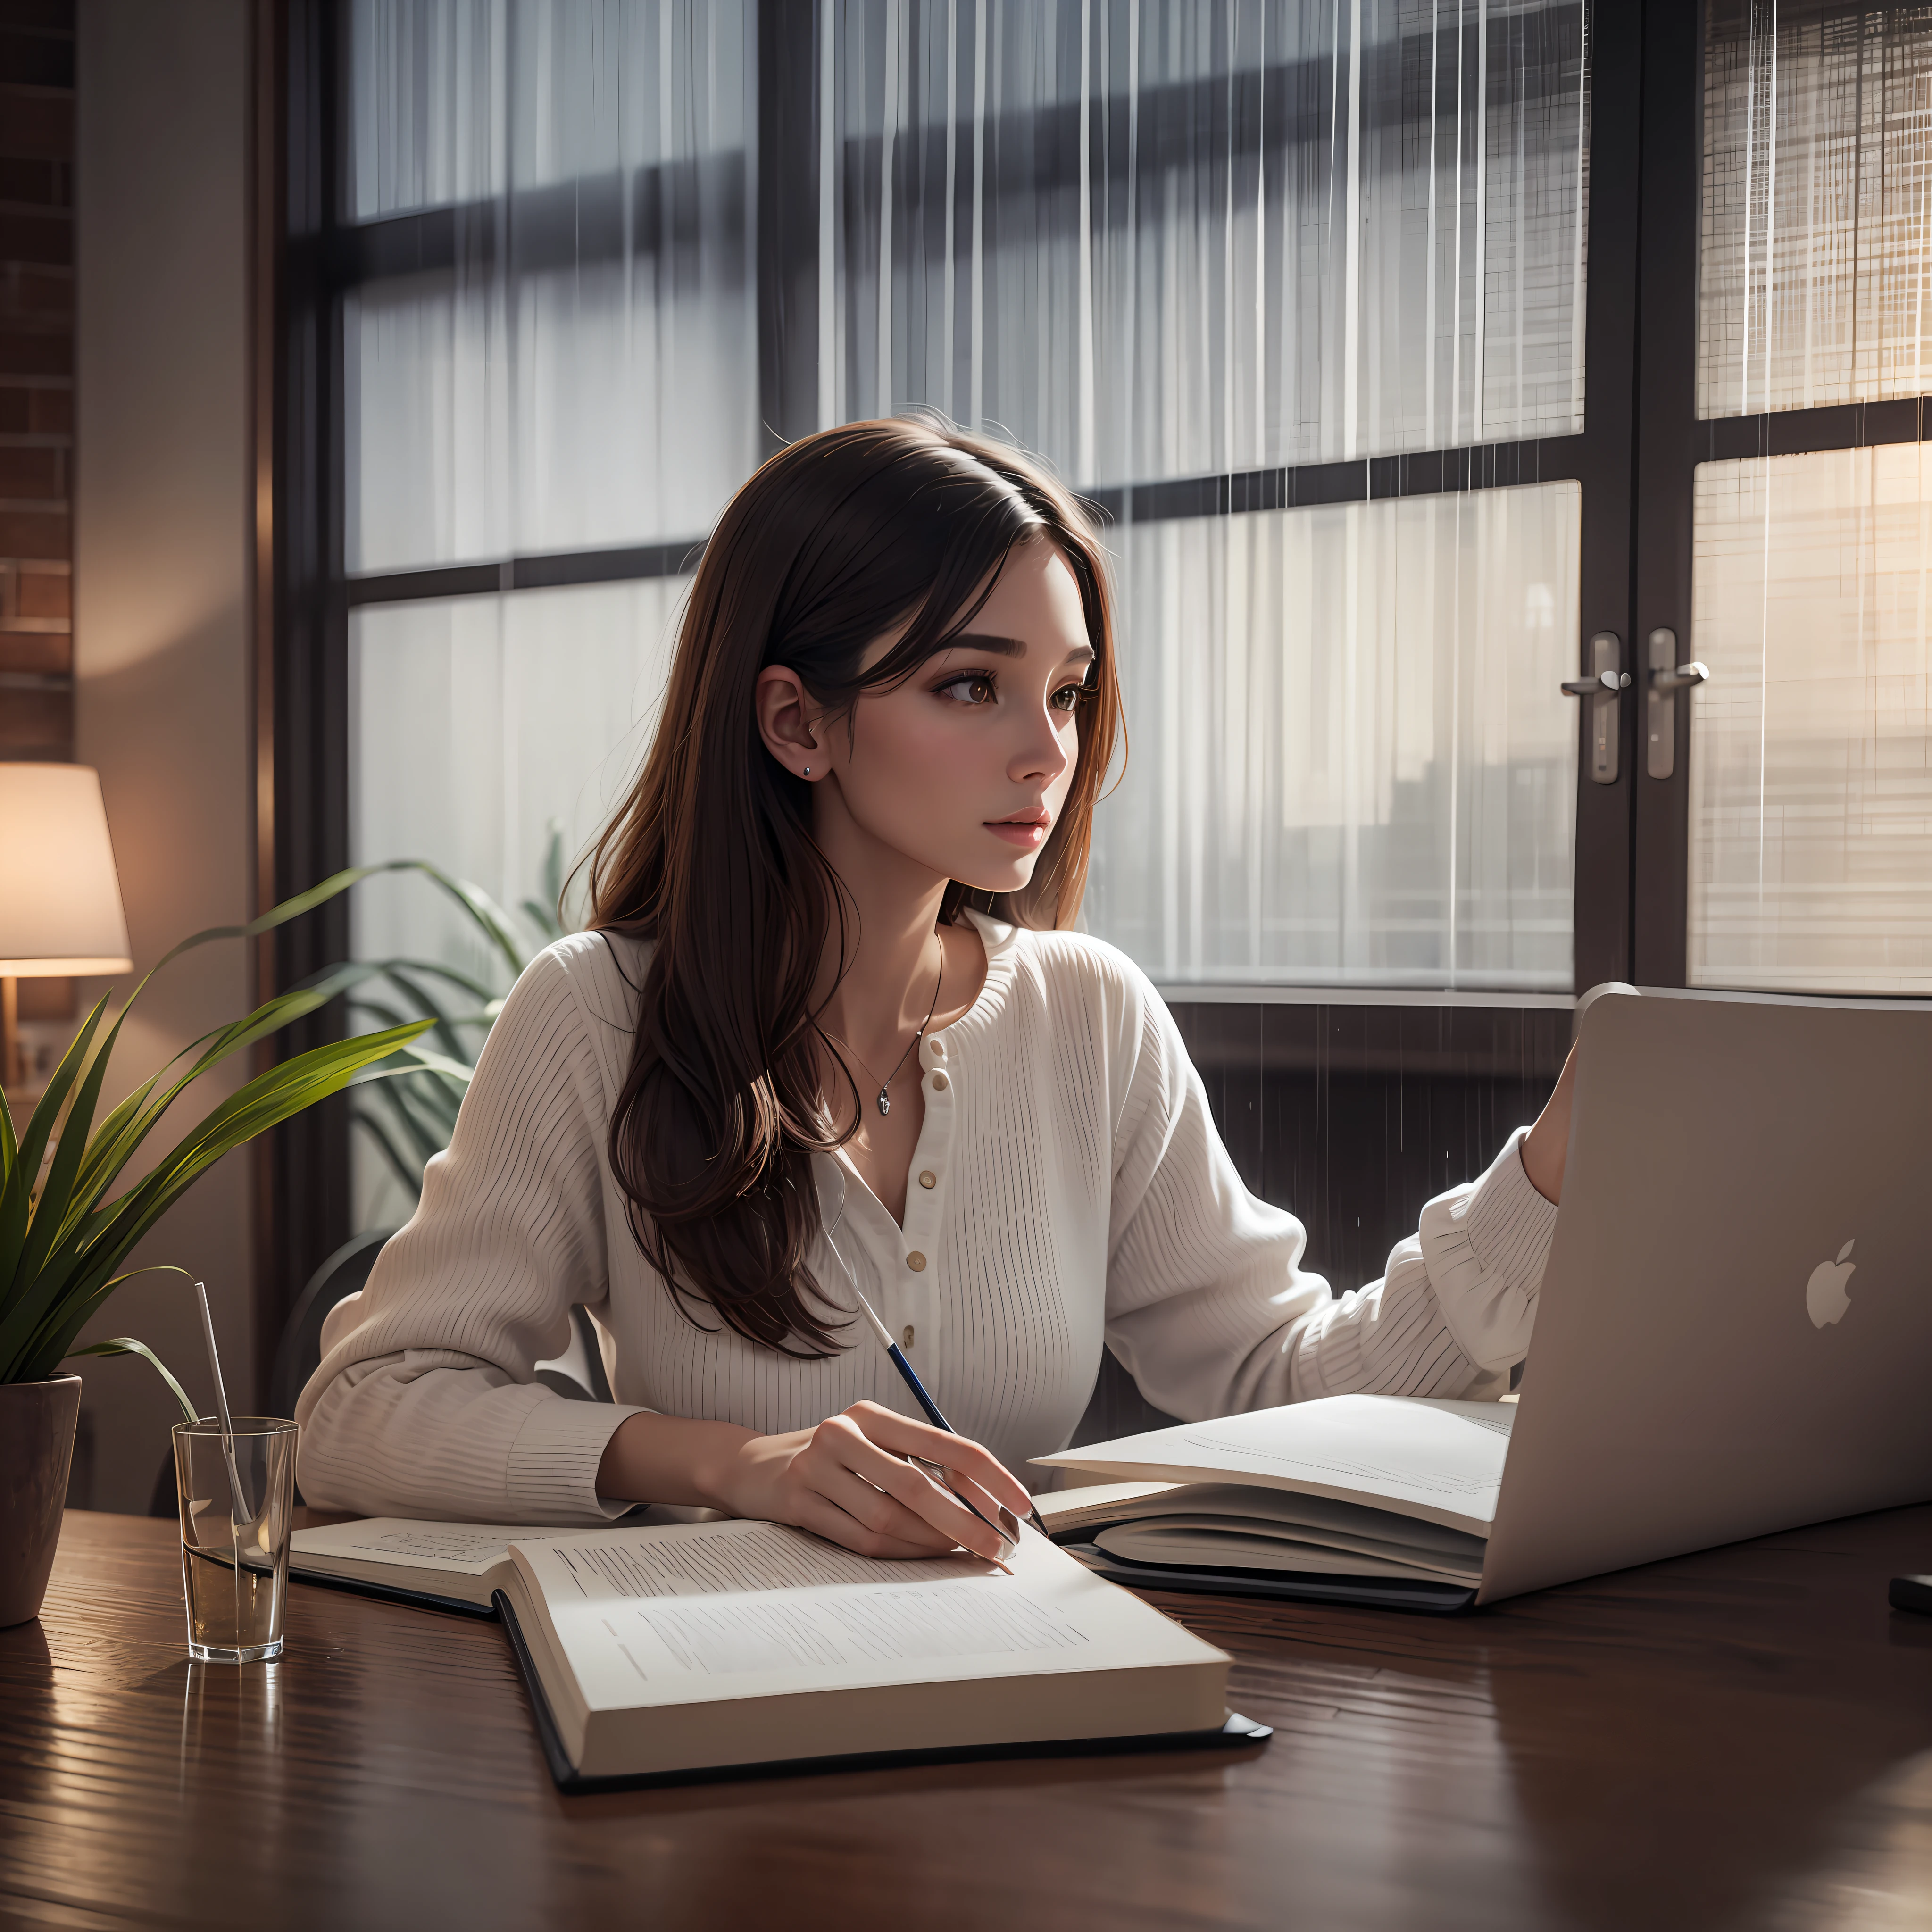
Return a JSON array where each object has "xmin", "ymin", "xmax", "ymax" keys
[{"xmin": 0, "ymin": 763, "xmax": 133, "ymax": 1095}]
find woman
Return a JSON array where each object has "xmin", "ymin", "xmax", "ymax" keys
[{"xmin": 297, "ymin": 418, "xmax": 1577, "ymax": 1562}]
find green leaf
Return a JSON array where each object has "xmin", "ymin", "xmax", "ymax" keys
[
  {"xmin": 375, "ymin": 964, "xmax": 475, "ymax": 1059},
  {"xmin": 0, "ymin": 1020, "xmax": 431, "ymax": 1382},
  {"xmin": 71, "ymin": 963, "xmax": 385, "ymax": 1216},
  {"xmin": 351, "ymin": 1105, "xmax": 427, "ymax": 1200},
  {"xmin": 0, "ymin": 997, "xmax": 110, "ymax": 1315},
  {"xmin": 2, "ymin": 989, "xmax": 122, "ymax": 1311},
  {"xmin": 67, "ymin": 1337, "xmax": 199, "ymax": 1427},
  {"xmin": 366, "ymin": 956, "xmax": 498, "ymax": 1006},
  {"xmin": 359, "ymin": 1071, "xmax": 453, "ymax": 1166},
  {"xmin": 541, "ymin": 819, "xmax": 566, "ymax": 912},
  {"xmin": 0, "ymin": 1068, "xmax": 17, "ymax": 1199},
  {"xmin": 413, "ymin": 871, "xmax": 528, "ymax": 978}
]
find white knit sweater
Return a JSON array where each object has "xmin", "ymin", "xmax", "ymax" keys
[{"xmin": 295, "ymin": 910, "xmax": 1558, "ymax": 1523}]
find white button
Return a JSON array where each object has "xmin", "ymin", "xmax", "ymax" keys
[
  {"xmin": 917, "ymin": 1170, "xmax": 937, "ymax": 1190},
  {"xmin": 902, "ymin": 1324, "xmax": 915, "ymax": 1349},
  {"xmin": 930, "ymin": 1071, "xmax": 949, "ymax": 1091},
  {"xmin": 928, "ymin": 1037, "xmax": 946, "ymax": 1060},
  {"xmin": 907, "ymin": 1251, "xmax": 927, "ymax": 1272}
]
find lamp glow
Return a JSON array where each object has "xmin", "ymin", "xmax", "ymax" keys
[{"xmin": 0, "ymin": 763, "xmax": 132, "ymax": 1092}]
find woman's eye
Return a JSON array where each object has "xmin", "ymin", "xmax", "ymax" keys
[
  {"xmin": 937, "ymin": 673, "xmax": 997, "ymax": 705},
  {"xmin": 1051, "ymin": 681, "xmax": 1092, "ymax": 713}
]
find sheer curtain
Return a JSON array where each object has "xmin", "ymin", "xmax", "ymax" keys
[
  {"xmin": 1700, "ymin": 0, "xmax": 1932, "ymax": 420},
  {"xmin": 1690, "ymin": 1, "xmax": 1932, "ymax": 992},
  {"xmin": 346, "ymin": 0, "xmax": 757, "ymax": 570},
  {"xmin": 346, "ymin": 1, "xmax": 753, "ymax": 1225},
  {"xmin": 1095, "ymin": 484, "xmax": 1577, "ymax": 987},
  {"xmin": 818, "ymin": 0, "xmax": 1588, "ymax": 478}
]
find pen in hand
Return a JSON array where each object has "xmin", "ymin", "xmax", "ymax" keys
[{"xmin": 850, "ymin": 1288, "xmax": 1049, "ymax": 1546}]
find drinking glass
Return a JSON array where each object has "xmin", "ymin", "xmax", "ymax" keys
[{"xmin": 171, "ymin": 1417, "xmax": 298, "ymax": 1663}]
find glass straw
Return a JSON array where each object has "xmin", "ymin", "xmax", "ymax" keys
[{"xmin": 193, "ymin": 1279, "xmax": 251, "ymax": 1528}]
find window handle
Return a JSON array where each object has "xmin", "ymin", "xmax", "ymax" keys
[
  {"xmin": 1645, "ymin": 629, "xmax": 1709, "ymax": 779},
  {"xmin": 1650, "ymin": 660, "xmax": 1710, "ymax": 694},
  {"xmin": 1566, "ymin": 632, "xmax": 1625, "ymax": 784}
]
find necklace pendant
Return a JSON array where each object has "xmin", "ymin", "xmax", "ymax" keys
[{"xmin": 877, "ymin": 1088, "xmax": 892, "ymax": 1116}]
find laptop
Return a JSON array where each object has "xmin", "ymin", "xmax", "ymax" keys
[
  {"xmin": 1479, "ymin": 981, "xmax": 1932, "ymax": 1602},
  {"xmin": 1040, "ymin": 984, "xmax": 1932, "ymax": 1609}
]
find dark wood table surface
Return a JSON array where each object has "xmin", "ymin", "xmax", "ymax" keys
[{"xmin": 1, "ymin": 1507, "xmax": 1929, "ymax": 1931}]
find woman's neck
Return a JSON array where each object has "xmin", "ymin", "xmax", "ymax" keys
[
  {"xmin": 811, "ymin": 870, "xmax": 951, "ymax": 1075},
  {"xmin": 805, "ymin": 776, "xmax": 990, "ymax": 1095}
]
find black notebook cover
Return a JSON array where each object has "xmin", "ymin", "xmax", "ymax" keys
[
  {"xmin": 492, "ymin": 1590, "xmax": 1272, "ymax": 1793},
  {"xmin": 291, "ymin": 1565, "xmax": 500, "ymax": 1619},
  {"xmin": 1059, "ymin": 1544, "xmax": 1478, "ymax": 1615}
]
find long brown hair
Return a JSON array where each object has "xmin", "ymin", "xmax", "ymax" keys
[{"xmin": 586, "ymin": 417, "xmax": 1123, "ymax": 1354}]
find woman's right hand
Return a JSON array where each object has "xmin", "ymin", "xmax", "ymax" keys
[
  {"xmin": 701, "ymin": 1401, "xmax": 1033, "ymax": 1562},
  {"xmin": 597, "ymin": 1400, "xmax": 1035, "ymax": 1564}
]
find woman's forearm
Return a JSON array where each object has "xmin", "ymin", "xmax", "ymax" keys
[
  {"xmin": 595, "ymin": 1409, "xmax": 760, "ymax": 1509},
  {"xmin": 1520, "ymin": 1039, "xmax": 1581, "ymax": 1205}
]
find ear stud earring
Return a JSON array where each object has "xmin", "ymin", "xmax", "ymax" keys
[{"xmin": 803, "ymin": 766, "xmax": 811, "ymax": 776}]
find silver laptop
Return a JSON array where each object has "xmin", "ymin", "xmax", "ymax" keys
[
  {"xmin": 1479, "ymin": 983, "xmax": 1932, "ymax": 1602},
  {"xmin": 1043, "ymin": 983, "xmax": 1932, "ymax": 1609}
]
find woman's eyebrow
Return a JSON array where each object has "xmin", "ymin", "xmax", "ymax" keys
[{"xmin": 943, "ymin": 632, "xmax": 1097, "ymax": 666}]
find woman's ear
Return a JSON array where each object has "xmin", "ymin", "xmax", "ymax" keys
[{"xmin": 755, "ymin": 664, "xmax": 822, "ymax": 778}]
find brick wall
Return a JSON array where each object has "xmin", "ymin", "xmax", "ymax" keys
[{"xmin": 0, "ymin": 0, "xmax": 74, "ymax": 1036}]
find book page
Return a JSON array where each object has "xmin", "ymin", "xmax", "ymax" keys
[
  {"xmin": 1116, "ymin": 1484, "xmax": 1488, "ymax": 1561},
  {"xmin": 291, "ymin": 1506, "xmax": 726, "ymax": 1577},
  {"xmin": 292, "ymin": 1518, "xmax": 588, "ymax": 1577},
  {"xmin": 1092, "ymin": 1521, "xmax": 1479, "ymax": 1584},
  {"xmin": 1034, "ymin": 1481, "xmax": 1183, "ymax": 1534},
  {"xmin": 511, "ymin": 1518, "xmax": 1224, "ymax": 1715},
  {"xmin": 1033, "ymin": 1395, "xmax": 1516, "ymax": 1536}
]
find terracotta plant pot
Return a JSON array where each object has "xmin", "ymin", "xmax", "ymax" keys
[{"xmin": 0, "ymin": 1375, "xmax": 82, "ymax": 1627}]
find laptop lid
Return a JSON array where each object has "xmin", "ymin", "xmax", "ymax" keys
[{"xmin": 1478, "ymin": 986, "xmax": 1932, "ymax": 1605}]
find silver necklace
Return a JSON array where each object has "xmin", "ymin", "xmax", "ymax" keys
[{"xmin": 828, "ymin": 946, "xmax": 944, "ymax": 1117}]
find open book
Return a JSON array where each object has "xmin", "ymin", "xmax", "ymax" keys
[
  {"xmin": 299, "ymin": 1514, "xmax": 1256, "ymax": 1787},
  {"xmin": 1033, "ymin": 1394, "xmax": 1516, "ymax": 1612}
]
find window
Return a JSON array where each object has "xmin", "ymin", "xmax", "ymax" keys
[
  {"xmin": 333, "ymin": 0, "xmax": 1598, "ymax": 993},
  {"xmin": 278, "ymin": 3, "xmax": 1932, "ymax": 1289},
  {"xmin": 1686, "ymin": 0, "xmax": 1932, "ymax": 994},
  {"xmin": 294, "ymin": 0, "xmax": 1613, "ymax": 1237}
]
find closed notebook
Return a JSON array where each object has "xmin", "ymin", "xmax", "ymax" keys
[{"xmin": 1034, "ymin": 1394, "xmax": 1515, "ymax": 1612}]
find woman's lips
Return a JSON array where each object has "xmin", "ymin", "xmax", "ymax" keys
[{"xmin": 984, "ymin": 819, "xmax": 1048, "ymax": 848}]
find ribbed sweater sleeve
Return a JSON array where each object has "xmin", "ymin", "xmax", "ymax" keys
[
  {"xmin": 294, "ymin": 942, "xmax": 646, "ymax": 1523},
  {"xmin": 1102, "ymin": 978, "xmax": 1558, "ymax": 1419}
]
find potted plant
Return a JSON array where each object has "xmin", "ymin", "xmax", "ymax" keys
[{"xmin": 0, "ymin": 877, "xmax": 433, "ymax": 1627}]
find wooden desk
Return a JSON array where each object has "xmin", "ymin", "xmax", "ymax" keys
[{"xmin": 2, "ymin": 1508, "xmax": 1928, "ymax": 1931}]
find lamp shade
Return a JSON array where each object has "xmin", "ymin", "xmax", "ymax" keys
[{"xmin": 0, "ymin": 764, "xmax": 133, "ymax": 977}]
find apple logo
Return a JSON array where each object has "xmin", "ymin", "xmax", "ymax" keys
[{"xmin": 1805, "ymin": 1240, "xmax": 1857, "ymax": 1328}]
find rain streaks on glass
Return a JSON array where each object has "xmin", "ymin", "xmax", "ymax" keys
[
  {"xmin": 1701, "ymin": 0, "xmax": 1932, "ymax": 419},
  {"xmin": 1091, "ymin": 483, "xmax": 1580, "ymax": 990},
  {"xmin": 821, "ymin": 0, "xmax": 1591, "ymax": 484},
  {"xmin": 346, "ymin": 0, "xmax": 758, "ymax": 571},
  {"xmin": 343, "ymin": 0, "xmax": 1591, "ymax": 996}
]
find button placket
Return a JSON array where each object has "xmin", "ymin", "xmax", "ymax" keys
[{"xmin": 894, "ymin": 1028, "xmax": 955, "ymax": 1368}]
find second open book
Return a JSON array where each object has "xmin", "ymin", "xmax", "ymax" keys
[{"xmin": 1033, "ymin": 1394, "xmax": 1516, "ymax": 1612}]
